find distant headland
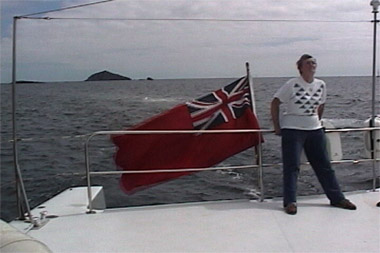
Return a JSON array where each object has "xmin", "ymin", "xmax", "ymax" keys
[
  {"xmin": 85, "ymin": 70, "xmax": 153, "ymax": 81},
  {"xmin": 86, "ymin": 70, "xmax": 131, "ymax": 81}
]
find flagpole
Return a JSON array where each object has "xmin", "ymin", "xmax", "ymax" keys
[{"xmin": 246, "ymin": 62, "xmax": 264, "ymax": 201}]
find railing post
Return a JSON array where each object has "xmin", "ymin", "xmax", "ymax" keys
[
  {"xmin": 257, "ymin": 137, "xmax": 264, "ymax": 201},
  {"xmin": 370, "ymin": 0, "xmax": 379, "ymax": 191},
  {"xmin": 12, "ymin": 16, "xmax": 35, "ymax": 225},
  {"xmin": 12, "ymin": 16, "xmax": 23, "ymax": 220},
  {"xmin": 85, "ymin": 136, "xmax": 95, "ymax": 213},
  {"xmin": 246, "ymin": 62, "xmax": 265, "ymax": 200}
]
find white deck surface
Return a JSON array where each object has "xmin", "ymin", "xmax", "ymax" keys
[{"xmin": 10, "ymin": 187, "xmax": 380, "ymax": 252}]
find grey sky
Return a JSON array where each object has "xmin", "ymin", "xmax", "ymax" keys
[{"xmin": 0, "ymin": 0, "xmax": 377, "ymax": 82}]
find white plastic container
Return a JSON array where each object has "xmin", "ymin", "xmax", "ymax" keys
[
  {"xmin": 364, "ymin": 116, "xmax": 380, "ymax": 159},
  {"xmin": 322, "ymin": 120, "xmax": 343, "ymax": 161},
  {"xmin": 300, "ymin": 119, "xmax": 342, "ymax": 163}
]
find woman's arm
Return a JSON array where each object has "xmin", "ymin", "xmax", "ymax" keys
[{"xmin": 271, "ymin": 98, "xmax": 282, "ymax": 135}]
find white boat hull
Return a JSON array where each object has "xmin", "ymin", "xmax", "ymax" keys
[{"xmin": 6, "ymin": 187, "xmax": 380, "ymax": 252}]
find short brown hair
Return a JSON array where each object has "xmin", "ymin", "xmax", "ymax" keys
[{"xmin": 297, "ymin": 54, "xmax": 314, "ymax": 74}]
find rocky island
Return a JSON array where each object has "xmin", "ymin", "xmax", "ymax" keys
[{"xmin": 85, "ymin": 70, "xmax": 132, "ymax": 81}]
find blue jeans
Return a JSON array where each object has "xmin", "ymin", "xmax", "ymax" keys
[{"xmin": 281, "ymin": 129, "xmax": 345, "ymax": 206}]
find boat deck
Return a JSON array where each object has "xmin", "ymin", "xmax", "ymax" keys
[{"xmin": 9, "ymin": 187, "xmax": 380, "ymax": 252}]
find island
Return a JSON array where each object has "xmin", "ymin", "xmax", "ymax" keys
[{"xmin": 85, "ymin": 70, "xmax": 132, "ymax": 81}]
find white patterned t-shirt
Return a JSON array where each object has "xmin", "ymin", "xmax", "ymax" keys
[{"xmin": 274, "ymin": 76, "xmax": 326, "ymax": 130}]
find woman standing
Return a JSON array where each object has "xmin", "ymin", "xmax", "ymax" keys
[{"xmin": 271, "ymin": 54, "xmax": 356, "ymax": 215}]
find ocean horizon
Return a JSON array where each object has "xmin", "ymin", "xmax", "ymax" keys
[{"xmin": 1, "ymin": 74, "xmax": 376, "ymax": 85}]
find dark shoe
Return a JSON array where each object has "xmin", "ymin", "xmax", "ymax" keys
[
  {"xmin": 284, "ymin": 203, "xmax": 297, "ymax": 215},
  {"xmin": 331, "ymin": 199, "xmax": 357, "ymax": 210}
]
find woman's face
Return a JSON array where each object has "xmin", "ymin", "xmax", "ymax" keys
[{"xmin": 300, "ymin": 58, "xmax": 317, "ymax": 75}]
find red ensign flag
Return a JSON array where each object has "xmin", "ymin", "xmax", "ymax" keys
[{"xmin": 112, "ymin": 76, "xmax": 262, "ymax": 193}]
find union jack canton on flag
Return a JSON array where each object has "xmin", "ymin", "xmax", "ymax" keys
[{"xmin": 186, "ymin": 76, "xmax": 252, "ymax": 130}]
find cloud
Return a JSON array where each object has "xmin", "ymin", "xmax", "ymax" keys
[{"xmin": 1, "ymin": 0, "xmax": 377, "ymax": 82}]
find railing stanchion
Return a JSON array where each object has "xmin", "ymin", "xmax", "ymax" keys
[
  {"xmin": 246, "ymin": 62, "xmax": 265, "ymax": 201},
  {"xmin": 258, "ymin": 137, "xmax": 264, "ymax": 202},
  {"xmin": 85, "ymin": 136, "xmax": 94, "ymax": 213},
  {"xmin": 370, "ymin": 0, "xmax": 379, "ymax": 191}
]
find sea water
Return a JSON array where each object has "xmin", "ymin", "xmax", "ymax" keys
[{"xmin": 1, "ymin": 76, "xmax": 379, "ymax": 221}]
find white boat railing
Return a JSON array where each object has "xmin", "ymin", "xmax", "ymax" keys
[{"xmin": 84, "ymin": 127, "xmax": 380, "ymax": 213}]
